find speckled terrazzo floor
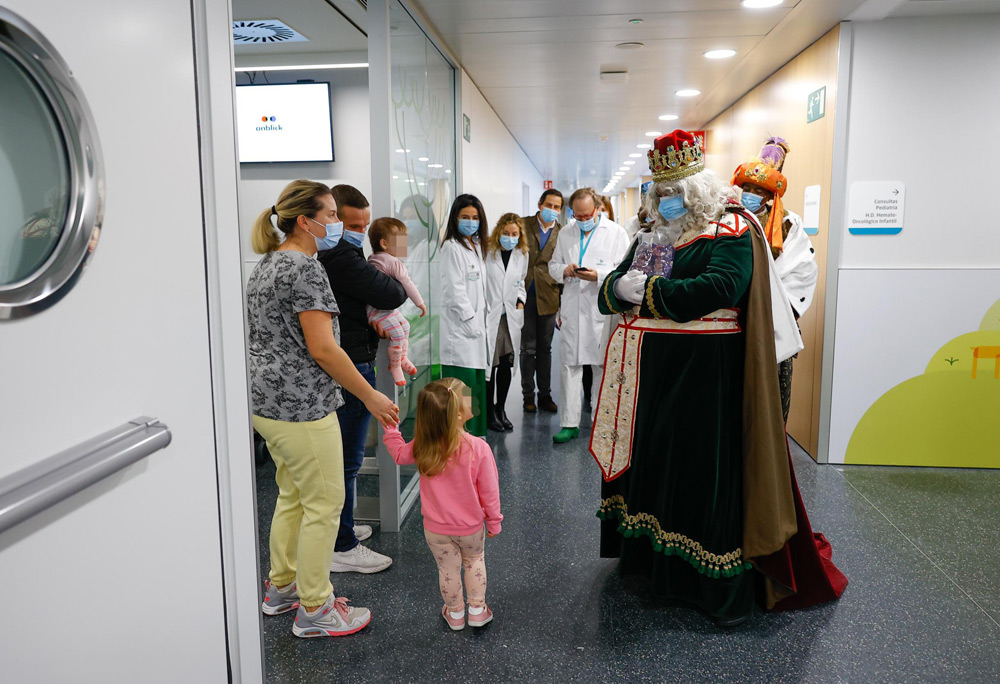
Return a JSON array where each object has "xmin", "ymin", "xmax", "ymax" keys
[{"xmin": 254, "ymin": 376, "xmax": 1000, "ymax": 683}]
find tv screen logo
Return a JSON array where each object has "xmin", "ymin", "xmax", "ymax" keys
[{"xmin": 257, "ymin": 116, "xmax": 282, "ymax": 131}]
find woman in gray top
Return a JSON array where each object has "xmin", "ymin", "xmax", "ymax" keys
[{"xmin": 246, "ymin": 180, "xmax": 399, "ymax": 638}]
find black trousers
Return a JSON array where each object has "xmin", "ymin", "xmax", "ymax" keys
[{"xmin": 520, "ymin": 292, "xmax": 556, "ymax": 400}]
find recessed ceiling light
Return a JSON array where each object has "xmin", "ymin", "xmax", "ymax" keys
[
  {"xmin": 395, "ymin": 148, "xmax": 410, "ymax": 153},
  {"xmin": 628, "ymin": 18, "xmax": 643, "ymax": 24},
  {"xmin": 636, "ymin": 144, "xmax": 651, "ymax": 149},
  {"xmin": 629, "ymin": 153, "xmax": 643, "ymax": 158},
  {"xmin": 658, "ymin": 114, "xmax": 679, "ymax": 121},
  {"xmin": 644, "ymin": 130, "xmax": 662, "ymax": 137},
  {"xmin": 675, "ymin": 89, "xmax": 701, "ymax": 97},
  {"xmin": 742, "ymin": 0, "xmax": 782, "ymax": 8},
  {"xmin": 428, "ymin": 163, "xmax": 443, "ymax": 168},
  {"xmin": 704, "ymin": 49, "xmax": 736, "ymax": 59},
  {"xmin": 445, "ymin": 169, "xmax": 451, "ymax": 174},
  {"xmin": 615, "ymin": 42, "xmax": 644, "ymax": 50},
  {"xmin": 417, "ymin": 182, "xmax": 426, "ymax": 187},
  {"xmin": 392, "ymin": 175, "xmax": 399, "ymax": 179},
  {"xmin": 619, "ymin": 166, "xmax": 629, "ymax": 171},
  {"xmin": 623, "ymin": 161, "xmax": 636, "ymax": 166},
  {"xmin": 418, "ymin": 156, "xmax": 429, "ymax": 162}
]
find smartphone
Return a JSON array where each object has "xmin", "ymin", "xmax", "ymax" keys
[{"xmin": 574, "ymin": 267, "xmax": 588, "ymax": 273}]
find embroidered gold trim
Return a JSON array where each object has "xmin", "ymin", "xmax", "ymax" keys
[
  {"xmin": 598, "ymin": 495, "xmax": 752, "ymax": 578},
  {"xmin": 645, "ymin": 275, "xmax": 663, "ymax": 318},
  {"xmin": 602, "ymin": 274, "xmax": 628, "ymax": 314}
]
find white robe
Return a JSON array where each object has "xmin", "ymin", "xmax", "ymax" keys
[
  {"xmin": 772, "ymin": 210, "xmax": 819, "ymax": 317},
  {"xmin": 484, "ymin": 247, "xmax": 528, "ymax": 365},
  {"xmin": 439, "ymin": 238, "xmax": 489, "ymax": 370},
  {"xmin": 548, "ymin": 216, "xmax": 630, "ymax": 366}
]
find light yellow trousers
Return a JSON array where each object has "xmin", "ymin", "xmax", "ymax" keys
[{"xmin": 253, "ymin": 412, "xmax": 345, "ymax": 608}]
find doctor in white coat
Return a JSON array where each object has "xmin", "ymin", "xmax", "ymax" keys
[
  {"xmin": 548, "ymin": 188, "xmax": 630, "ymax": 443},
  {"xmin": 484, "ymin": 212, "xmax": 529, "ymax": 432},
  {"xmin": 440, "ymin": 194, "xmax": 490, "ymax": 437}
]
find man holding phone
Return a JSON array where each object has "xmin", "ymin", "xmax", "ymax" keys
[{"xmin": 547, "ymin": 187, "xmax": 629, "ymax": 443}]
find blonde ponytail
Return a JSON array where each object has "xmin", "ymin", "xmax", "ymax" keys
[{"xmin": 251, "ymin": 180, "xmax": 333, "ymax": 254}]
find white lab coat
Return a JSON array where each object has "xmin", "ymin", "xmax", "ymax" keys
[
  {"xmin": 772, "ymin": 210, "xmax": 818, "ymax": 317},
  {"xmin": 439, "ymin": 238, "xmax": 489, "ymax": 370},
  {"xmin": 548, "ymin": 216, "xmax": 630, "ymax": 366},
  {"xmin": 484, "ymin": 247, "xmax": 528, "ymax": 365}
]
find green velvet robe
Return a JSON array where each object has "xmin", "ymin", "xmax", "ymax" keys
[{"xmin": 596, "ymin": 220, "xmax": 756, "ymax": 621}]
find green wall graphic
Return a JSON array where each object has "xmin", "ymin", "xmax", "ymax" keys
[{"xmin": 845, "ymin": 298, "xmax": 1000, "ymax": 468}]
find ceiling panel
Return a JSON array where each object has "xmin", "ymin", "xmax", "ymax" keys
[{"xmin": 232, "ymin": 0, "xmax": 367, "ymax": 56}]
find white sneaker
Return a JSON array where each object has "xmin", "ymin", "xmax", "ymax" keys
[
  {"xmin": 330, "ymin": 543, "xmax": 393, "ymax": 574},
  {"xmin": 354, "ymin": 524, "xmax": 373, "ymax": 542}
]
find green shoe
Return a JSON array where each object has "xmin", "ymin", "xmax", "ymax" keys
[{"xmin": 553, "ymin": 427, "xmax": 580, "ymax": 443}]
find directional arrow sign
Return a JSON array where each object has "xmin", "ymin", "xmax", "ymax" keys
[{"xmin": 848, "ymin": 181, "xmax": 905, "ymax": 235}]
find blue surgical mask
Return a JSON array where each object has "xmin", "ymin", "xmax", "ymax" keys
[
  {"xmin": 741, "ymin": 192, "xmax": 765, "ymax": 213},
  {"xmin": 540, "ymin": 207, "xmax": 559, "ymax": 224},
  {"xmin": 577, "ymin": 217, "xmax": 596, "ymax": 233},
  {"xmin": 458, "ymin": 219, "xmax": 480, "ymax": 237},
  {"xmin": 499, "ymin": 235, "xmax": 519, "ymax": 251},
  {"xmin": 658, "ymin": 195, "xmax": 688, "ymax": 221},
  {"xmin": 309, "ymin": 218, "xmax": 344, "ymax": 250},
  {"xmin": 342, "ymin": 229, "xmax": 366, "ymax": 248}
]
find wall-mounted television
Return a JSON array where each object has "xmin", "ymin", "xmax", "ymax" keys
[{"xmin": 235, "ymin": 83, "xmax": 334, "ymax": 163}]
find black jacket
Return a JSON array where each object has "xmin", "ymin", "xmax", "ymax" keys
[{"xmin": 317, "ymin": 241, "xmax": 407, "ymax": 364}]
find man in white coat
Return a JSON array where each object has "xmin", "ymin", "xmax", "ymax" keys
[
  {"xmin": 732, "ymin": 136, "xmax": 818, "ymax": 423},
  {"xmin": 548, "ymin": 187, "xmax": 630, "ymax": 443}
]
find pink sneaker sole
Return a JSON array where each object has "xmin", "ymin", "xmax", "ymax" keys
[
  {"xmin": 442, "ymin": 606, "xmax": 465, "ymax": 631},
  {"xmin": 467, "ymin": 607, "xmax": 493, "ymax": 627}
]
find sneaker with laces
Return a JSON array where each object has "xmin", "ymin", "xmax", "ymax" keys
[
  {"xmin": 354, "ymin": 524, "xmax": 373, "ymax": 542},
  {"xmin": 441, "ymin": 605, "xmax": 465, "ymax": 631},
  {"xmin": 330, "ymin": 543, "xmax": 393, "ymax": 573},
  {"xmin": 467, "ymin": 604, "xmax": 493, "ymax": 628},
  {"xmin": 262, "ymin": 580, "xmax": 299, "ymax": 616},
  {"xmin": 292, "ymin": 594, "xmax": 371, "ymax": 638}
]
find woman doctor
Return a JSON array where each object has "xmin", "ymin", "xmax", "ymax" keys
[
  {"xmin": 484, "ymin": 213, "xmax": 529, "ymax": 432},
  {"xmin": 440, "ymin": 194, "xmax": 490, "ymax": 437}
]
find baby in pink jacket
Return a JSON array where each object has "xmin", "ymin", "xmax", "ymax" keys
[
  {"xmin": 383, "ymin": 377, "xmax": 502, "ymax": 630},
  {"xmin": 367, "ymin": 217, "xmax": 427, "ymax": 385}
]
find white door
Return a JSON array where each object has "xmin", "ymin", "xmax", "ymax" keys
[{"xmin": 0, "ymin": 1, "xmax": 254, "ymax": 681}]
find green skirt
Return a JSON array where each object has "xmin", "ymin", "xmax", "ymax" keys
[{"xmin": 440, "ymin": 365, "xmax": 488, "ymax": 437}]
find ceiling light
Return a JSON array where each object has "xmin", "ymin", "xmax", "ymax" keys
[
  {"xmin": 629, "ymin": 153, "xmax": 643, "ymax": 158},
  {"xmin": 234, "ymin": 63, "xmax": 368, "ymax": 72},
  {"xmin": 395, "ymin": 148, "xmax": 410, "ymax": 153},
  {"xmin": 636, "ymin": 144, "xmax": 651, "ymax": 149},
  {"xmin": 619, "ymin": 166, "xmax": 629, "ymax": 171},
  {"xmin": 445, "ymin": 169, "xmax": 452, "ymax": 174},
  {"xmin": 623, "ymin": 160, "xmax": 636, "ymax": 166},
  {"xmin": 676, "ymin": 89, "xmax": 701, "ymax": 97},
  {"xmin": 417, "ymin": 182, "xmax": 426, "ymax": 187},
  {"xmin": 615, "ymin": 42, "xmax": 644, "ymax": 50},
  {"xmin": 392, "ymin": 175, "xmax": 399, "ymax": 179},
  {"xmin": 742, "ymin": 0, "xmax": 782, "ymax": 8},
  {"xmin": 418, "ymin": 156, "xmax": 429, "ymax": 162},
  {"xmin": 428, "ymin": 163, "xmax": 443, "ymax": 168},
  {"xmin": 658, "ymin": 114, "xmax": 679, "ymax": 121},
  {"xmin": 628, "ymin": 18, "xmax": 643, "ymax": 24},
  {"xmin": 704, "ymin": 49, "xmax": 736, "ymax": 59},
  {"xmin": 644, "ymin": 131, "xmax": 662, "ymax": 137}
]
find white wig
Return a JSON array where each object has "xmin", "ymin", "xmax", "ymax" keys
[{"xmin": 642, "ymin": 169, "xmax": 738, "ymax": 244}]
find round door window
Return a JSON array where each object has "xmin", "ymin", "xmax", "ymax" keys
[{"xmin": 0, "ymin": 8, "xmax": 104, "ymax": 319}]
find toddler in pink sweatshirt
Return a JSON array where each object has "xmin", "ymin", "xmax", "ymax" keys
[
  {"xmin": 367, "ymin": 217, "xmax": 427, "ymax": 385},
  {"xmin": 382, "ymin": 377, "xmax": 503, "ymax": 630}
]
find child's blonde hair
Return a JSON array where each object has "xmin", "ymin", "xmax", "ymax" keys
[{"xmin": 412, "ymin": 377, "xmax": 467, "ymax": 477}]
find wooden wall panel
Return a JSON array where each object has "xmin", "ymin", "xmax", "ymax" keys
[{"xmin": 703, "ymin": 25, "xmax": 841, "ymax": 458}]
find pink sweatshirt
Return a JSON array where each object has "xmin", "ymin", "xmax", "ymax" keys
[
  {"xmin": 368, "ymin": 251, "xmax": 425, "ymax": 309},
  {"xmin": 382, "ymin": 426, "xmax": 503, "ymax": 536}
]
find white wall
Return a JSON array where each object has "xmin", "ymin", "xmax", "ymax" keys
[
  {"xmin": 238, "ymin": 67, "xmax": 370, "ymax": 278},
  {"xmin": 827, "ymin": 15, "xmax": 1000, "ymax": 463},
  {"xmin": 460, "ymin": 69, "xmax": 543, "ymax": 226}
]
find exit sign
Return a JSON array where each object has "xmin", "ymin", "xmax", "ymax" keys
[{"xmin": 807, "ymin": 86, "xmax": 826, "ymax": 123}]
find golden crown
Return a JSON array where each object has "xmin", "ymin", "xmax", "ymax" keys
[{"xmin": 648, "ymin": 135, "xmax": 705, "ymax": 183}]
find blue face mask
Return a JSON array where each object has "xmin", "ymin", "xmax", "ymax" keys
[
  {"xmin": 310, "ymin": 218, "xmax": 344, "ymax": 250},
  {"xmin": 499, "ymin": 235, "xmax": 519, "ymax": 251},
  {"xmin": 658, "ymin": 195, "xmax": 688, "ymax": 221},
  {"xmin": 741, "ymin": 192, "xmax": 766, "ymax": 213},
  {"xmin": 540, "ymin": 207, "xmax": 559, "ymax": 224},
  {"xmin": 577, "ymin": 217, "xmax": 596, "ymax": 233},
  {"xmin": 342, "ymin": 229, "xmax": 366, "ymax": 248},
  {"xmin": 458, "ymin": 219, "xmax": 480, "ymax": 237}
]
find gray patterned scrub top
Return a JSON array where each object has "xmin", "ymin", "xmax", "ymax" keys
[{"xmin": 247, "ymin": 251, "xmax": 344, "ymax": 421}]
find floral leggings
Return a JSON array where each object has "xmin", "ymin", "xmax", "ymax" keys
[{"xmin": 424, "ymin": 527, "xmax": 487, "ymax": 612}]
